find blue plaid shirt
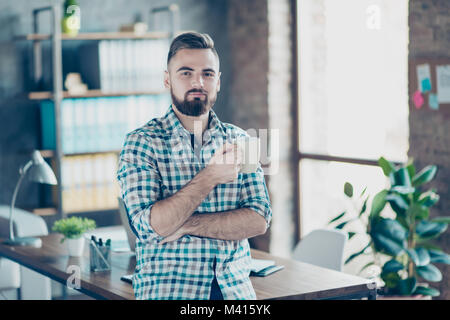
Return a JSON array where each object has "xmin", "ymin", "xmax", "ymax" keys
[{"xmin": 117, "ymin": 105, "xmax": 272, "ymax": 300}]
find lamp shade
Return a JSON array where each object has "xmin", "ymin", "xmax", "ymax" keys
[
  {"xmin": 3, "ymin": 150, "xmax": 57, "ymax": 248},
  {"xmin": 27, "ymin": 150, "xmax": 57, "ymax": 185}
]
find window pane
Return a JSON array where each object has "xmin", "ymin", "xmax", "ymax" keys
[
  {"xmin": 299, "ymin": 159, "xmax": 395, "ymax": 276},
  {"xmin": 297, "ymin": 0, "xmax": 409, "ymax": 162}
]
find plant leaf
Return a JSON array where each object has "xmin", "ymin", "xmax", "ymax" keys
[
  {"xmin": 359, "ymin": 261, "xmax": 376, "ymax": 274},
  {"xmin": 358, "ymin": 197, "xmax": 368, "ymax": 218},
  {"xmin": 409, "ymin": 203, "xmax": 429, "ymax": 221},
  {"xmin": 416, "ymin": 220, "xmax": 448, "ymax": 239},
  {"xmin": 344, "ymin": 242, "xmax": 371, "ymax": 265},
  {"xmin": 406, "ymin": 159, "xmax": 416, "ymax": 180},
  {"xmin": 372, "ymin": 233, "xmax": 405, "ymax": 256},
  {"xmin": 392, "ymin": 167, "xmax": 412, "ymax": 187},
  {"xmin": 348, "ymin": 232, "xmax": 357, "ymax": 240},
  {"xmin": 335, "ymin": 219, "xmax": 354, "ymax": 230},
  {"xmin": 416, "ymin": 264, "xmax": 442, "ymax": 282},
  {"xmin": 390, "ymin": 186, "xmax": 415, "ymax": 194},
  {"xmin": 386, "ymin": 193, "xmax": 409, "ymax": 211},
  {"xmin": 372, "ymin": 218, "xmax": 408, "ymax": 242},
  {"xmin": 378, "ymin": 157, "xmax": 395, "ymax": 177},
  {"xmin": 418, "ymin": 190, "xmax": 440, "ymax": 207},
  {"xmin": 428, "ymin": 249, "xmax": 450, "ymax": 264},
  {"xmin": 413, "ymin": 286, "xmax": 440, "ymax": 297},
  {"xmin": 328, "ymin": 211, "xmax": 346, "ymax": 224},
  {"xmin": 414, "ymin": 247, "xmax": 431, "ymax": 267},
  {"xmin": 380, "ymin": 271, "xmax": 401, "ymax": 289},
  {"xmin": 344, "ymin": 182, "xmax": 353, "ymax": 198},
  {"xmin": 431, "ymin": 216, "xmax": 450, "ymax": 224},
  {"xmin": 406, "ymin": 248, "xmax": 419, "ymax": 266},
  {"xmin": 412, "ymin": 165, "xmax": 437, "ymax": 187},
  {"xmin": 360, "ymin": 186, "xmax": 368, "ymax": 197},
  {"xmin": 382, "ymin": 259, "xmax": 405, "ymax": 273},
  {"xmin": 369, "ymin": 190, "xmax": 388, "ymax": 219}
]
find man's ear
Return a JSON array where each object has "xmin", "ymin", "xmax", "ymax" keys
[
  {"xmin": 164, "ymin": 70, "xmax": 170, "ymax": 89},
  {"xmin": 217, "ymin": 71, "xmax": 221, "ymax": 92}
]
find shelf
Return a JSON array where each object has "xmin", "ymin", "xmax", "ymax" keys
[
  {"xmin": 65, "ymin": 208, "xmax": 119, "ymax": 215},
  {"xmin": 29, "ymin": 89, "xmax": 167, "ymax": 100},
  {"xmin": 15, "ymin": 31, "xmax": 171, "ymax": 41},
  {"xmin": 31, "ymin": 207, "xmax": 58, "ymax": 216},
  {"xmin": 28, "ymin": 207, "xmax": 118, "ymax": 216},
  {"xmin": 39, "ymin": 150, "xmax": 121, "ymax": 158}
]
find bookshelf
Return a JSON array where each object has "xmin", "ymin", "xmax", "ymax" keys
[
  {"xmin": 15, "ymin": 31, "xmax": 171, "ymax": 41},
  {"xmin": 18, "ymin": 5, "xmax": 177, "ymax": 219},
  {"xmin": 28, "ymin": 89, "xmax": 167, "ymax": 100}
]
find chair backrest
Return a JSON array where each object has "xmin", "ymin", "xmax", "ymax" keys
[
  {"xmin": 292, "ymin": 229, "xmax": 348, "ymax": 271},
  {"xmin": 117, "ymin": 197, "xmax": 137, "ymax": 252}
]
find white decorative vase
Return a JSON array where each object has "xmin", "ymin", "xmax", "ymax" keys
[{"xmin": 67, "ymin": 237, "xmax": 85, "ymax": 257}]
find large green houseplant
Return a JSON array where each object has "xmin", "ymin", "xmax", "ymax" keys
[{"xmin": 329, "ymin": 157, "xmax": 450, "ymax": 297}]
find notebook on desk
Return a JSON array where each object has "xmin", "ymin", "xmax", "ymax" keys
[{"xmin": 249, "ymin": 258, "xmax": 284, "ymax": 277}]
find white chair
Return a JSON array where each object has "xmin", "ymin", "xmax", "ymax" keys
[
  {"xmin": 0, "ymin": 205, "xmax": 51, "ymax": 299},
  {"xmin": 118, "ymin": 197, "xmax": 136, "ymax": 252},
  {"xmin": 292, "ymin": 229, "xmax": 348, "ymax": 271}
]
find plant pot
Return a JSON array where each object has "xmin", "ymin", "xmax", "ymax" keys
[
  {"xmin": 377, "ymin": 294, "xmax": 432, "ymax": 300},
  {"xmin": 377, "ymin": 284, "xmax": 433, "ymax": 300},
  {"xmin": 66, "ymin": 237, "xmax": 85, "ymax": 257}
]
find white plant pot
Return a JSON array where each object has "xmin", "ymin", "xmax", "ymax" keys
[{"xmin": 67, "ymin": 237, "xmax": 85, "ymax": 257}]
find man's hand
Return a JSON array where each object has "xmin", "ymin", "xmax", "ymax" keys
[{"xmin": 206, "ymin": 143, "xmax": 242, "ymax": 185}]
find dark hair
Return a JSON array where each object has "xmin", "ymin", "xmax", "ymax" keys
[{"xmin": 167, "ymin": 31, "xmax": 219, "ymax": 67}]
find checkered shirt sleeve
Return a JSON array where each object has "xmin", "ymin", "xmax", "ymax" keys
[{"xmin": 117, "ymin": 131, "xmax": 163, "ymax": 242}]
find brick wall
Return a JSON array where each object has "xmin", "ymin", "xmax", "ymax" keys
[
  {"xmin": 409, "ymin": 0, "xmax": 450, "ymax": 300},
  {"xmin": 228, "ymin": 0, "xmax": 270, "ymax": 251},
  {"xmin": 228, "ymin": 0, "xmax": 296, "ymax": 254}
]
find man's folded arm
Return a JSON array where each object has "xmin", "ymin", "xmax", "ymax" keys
[
  {"xmin": 117, "ymin": 133, "xmax": 218, "ymax": 239},
  {"xmin": 161, "ymin": 166, "xmax": 272, "ymax": 244},
  {"xmin": 180, "ymin": 208, "xmax": 267, "ymax": 241}
]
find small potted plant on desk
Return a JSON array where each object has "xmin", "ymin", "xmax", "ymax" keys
[
  {"xmin": 52, "ymin": 216, "xmax": 96, "ymax": 257},
  {"xmin": 329, "ymin": 157, "xmax": 450, "ymax": 299}
]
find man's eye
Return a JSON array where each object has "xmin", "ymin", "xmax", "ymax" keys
[
  {"xmin": 204, "ymin": 72, "xmax": 214, "ymax": 77},
  {"xmin": 181, "ymin": 71, "xmax": 191, "ymax": 76}
]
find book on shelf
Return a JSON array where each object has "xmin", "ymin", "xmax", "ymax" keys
[
  {"xmin": 40, "ymin": 94, "xmax": 171, "ymax": 154},
  {"xmin": 61, "ymin": 153, "xmax": 120, "ymax": 213},
  {"xmin": 79, "ymin": 39, "xmax": 169, "ymax": 93}
]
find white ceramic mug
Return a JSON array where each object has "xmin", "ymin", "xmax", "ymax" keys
[{"xmin": 236, "ymin": 137, "xmax": 260, "ymax": 174}]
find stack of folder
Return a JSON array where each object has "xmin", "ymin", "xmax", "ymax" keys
[
  {"xmin": 61, "ymin": 153, "xmax": 120, "ymax": 213},
  {"xmin": 40, "ymin": 94, "xmax": 171, "ymax": 154}
]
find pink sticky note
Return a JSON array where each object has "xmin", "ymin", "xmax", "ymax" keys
[{"xmin": 413, "ymin": 90, "xmax": 424, "ymax": 109}]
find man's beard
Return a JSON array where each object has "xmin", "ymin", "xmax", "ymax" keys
[{"xmin": 171, "ymin": 88, "xmax": 216, "ymax": 117}]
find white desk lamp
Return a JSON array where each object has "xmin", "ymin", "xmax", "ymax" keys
[{"xmin": 3, "ymin": 150, "xmax": 57, "ymax": 248}]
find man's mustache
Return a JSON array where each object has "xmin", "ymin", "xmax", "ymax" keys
[{"xmin": 185, "ymin": 89, "xmax": 208, "ymax": 96}]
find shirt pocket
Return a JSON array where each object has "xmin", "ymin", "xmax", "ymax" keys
[{"xmin": 158, "ymin": 150, "xmax": 197, "ymax": 195}]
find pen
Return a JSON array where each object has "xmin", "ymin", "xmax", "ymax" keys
[{"xmin": 90, "ymin": 239, "xmax": 110, "ymax": 269}]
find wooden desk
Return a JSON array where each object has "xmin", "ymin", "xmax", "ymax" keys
[{"xmin": 0, "ymin": 233, "xmax": 376, "ymax": 300}]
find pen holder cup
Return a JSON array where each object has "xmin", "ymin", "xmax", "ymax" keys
[{"xmin": 89, "ymin": 243, "xmax": 111, "ymax": 272}]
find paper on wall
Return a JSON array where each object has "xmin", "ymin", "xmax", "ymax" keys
[
  {"xmin": 417, "ymin": 64, "xmax": 432, "ymax": 93},
  {"xmin": 436, "ymin": 65, "xmax": 450, "ymax": 104},
  {"xmin": 413, "ymin": 90, "xmax": 424, "ymax": 109},
  {"xmin": 429, "ymin": 93, "xmax": 439, "ymax": 110}
]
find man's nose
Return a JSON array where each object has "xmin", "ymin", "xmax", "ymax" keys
[{"xmin": 190, "ymin": 75, "xmax": 204, "ymax": 88}]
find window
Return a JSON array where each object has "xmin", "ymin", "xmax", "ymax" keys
[{"xmin": 296, "ymin": 0, "xmax": 409, "ymax": 275}]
